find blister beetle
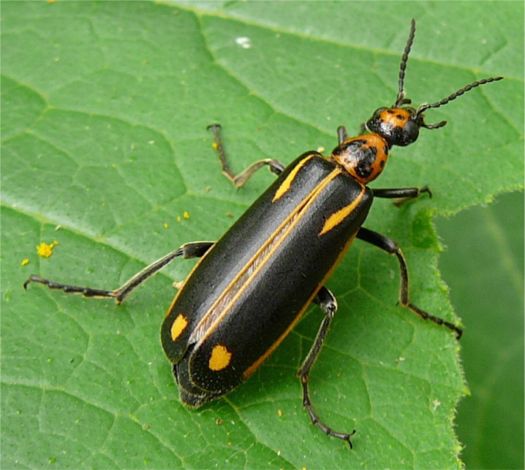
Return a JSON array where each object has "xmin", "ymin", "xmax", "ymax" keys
[{"xmin": 25, "ymin": 20, "xmax": 502, "ymax": 447}]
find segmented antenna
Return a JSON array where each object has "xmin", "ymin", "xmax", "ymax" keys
[
  {"xmin": 395, "ymin": 19, "xmax": 416, "ymax": 107},
  {"xmin": 416, "ymin": 76, "xmax": 504, "ymax": 116}
]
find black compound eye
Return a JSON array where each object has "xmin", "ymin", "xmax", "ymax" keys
[{"xmin": 401, "ymin": 120, "xmax": 419, "ymax": 145}]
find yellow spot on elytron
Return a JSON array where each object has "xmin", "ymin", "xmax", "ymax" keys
[
  {"xmin": 319, "ymin": 191, "xmax": 365, "ymax": 236},
  {"xmin": 273, "ymin": 154, "xmax": 315, "ymax": 202},
  {"xmin": 209, "ymin": 344, "xmax": 232, "ymax": 371},
  {"xmin": 36, "ymin": 240, "xmax": 59, "ymax": 258},
  {"xmin": 171, "ymin": 314, "xmax": 188, "ymax": 341}
]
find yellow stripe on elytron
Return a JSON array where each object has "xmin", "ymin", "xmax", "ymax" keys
[
  {"xmin": 208, "ymin": 344, "xmax": 232, "ymax": 371},
  {"xmin": 192, "ymin": 168, "xmax": 342, "ymax": 350},
  {"xmin": 171, "ymin": 314, "xmax": 188, "ymax": 341},
  {"xmin": 272, "ymin": 154, "xmax": 316, "ymax": 202},
  {"xmin": 243, "ymin": 232, "xmax": 358, "ymax": 379},
  {"xmin": 318, "ymin": 188, "xmax": 366, "ymax": 236}
]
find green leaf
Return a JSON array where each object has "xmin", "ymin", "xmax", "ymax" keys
[
  {"xmin": 438, "ymin": 192, "xmax": 524, "ymax": 469},
  {"xmin": 1, "ymin": 2, "xmax": 522, "ymax": 469}
]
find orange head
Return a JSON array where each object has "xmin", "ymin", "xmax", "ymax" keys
[
  {"xmin": 333, "ymin": 18, "xmax": 502, "ymax": 179},
  {"xmin": 365, "ymin": 20, "xmax": 502, "ymax": 150}
]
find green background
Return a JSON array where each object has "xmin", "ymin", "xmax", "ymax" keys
[
  {"xmin": 1, "ymin": 1, "xmax": 523, "ymax": 469},
  {"xmin": 438, "ymin": 191, "xmax": 524, "ymax": 469}
]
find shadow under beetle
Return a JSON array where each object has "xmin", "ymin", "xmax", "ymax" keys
[{"xmin": 25, "ymin": 20, "xmax": 502, "ymax": 447}]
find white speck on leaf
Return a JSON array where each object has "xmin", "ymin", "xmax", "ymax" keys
[{"xmin": 235, "ymin": 36, "xmax": 252, "ymax": 49}]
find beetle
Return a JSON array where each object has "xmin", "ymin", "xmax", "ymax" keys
[{"xmin": 24, "ymin": 20, "xmax": 502, "ymax": 448}]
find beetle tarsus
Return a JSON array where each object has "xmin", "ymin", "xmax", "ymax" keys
[
  {"xmin": 302, "ymin": 380, "xmax": 356, "ymax": 448},
  {"xmin": 207, "ymin": 124, "xmax": 285, "ymax": 188},
  {"xmin": 407, "ymin": 302, "xmax": 463, "ymax": 339},
  {"xmin": 23, "ymin": 274, "xmax": 117, "ymax": 300}
]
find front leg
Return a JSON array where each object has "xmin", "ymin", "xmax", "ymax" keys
[{"xmin": 207, "ymin": 124, "xmax": 284, "ymax": 187}]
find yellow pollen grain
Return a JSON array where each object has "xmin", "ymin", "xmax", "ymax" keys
[
  {"xmin": 36, "ymin": 240, "xmax": 59, "ymax": 258},
  {"xmin": 183, "ymin": 211, "xmax": 190, "ymax": 220},
  {"xmin": 21, "ymin": 258, "xmax": 30, "ymax": 267},
  {"xmin": 208, "ymin": 344, "xmax": 232, "ymax": 371},
  {"xmin": 170, "ymin": 314, "xmax": 188, "ymax": 341}
]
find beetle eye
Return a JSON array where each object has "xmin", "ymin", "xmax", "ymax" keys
[{"xmin": 401, "ymin": 119, "xmax": 419, "ymax": 146}]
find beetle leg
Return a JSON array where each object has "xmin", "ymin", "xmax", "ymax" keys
[
  {"xmin": 298, "ymin": 286, "xmax": 356, "ymax": 448},
  {"xmin": 357, "ymin": 227, "xmax": 462, "ymax": 338},
  {"xmin": 337, "ymin": 126, "xmax": 348, "ymax": 144},
  {"xmin": 372, "ymin": 186, "xmax": 432, "ymax": 205},
  {"xmin": 207, "ymin": 123, "xmax": 284, "ymax": 187},
  {"xmin": 23, "ymin": 241, "xmax": 215, "ymax": 304}
]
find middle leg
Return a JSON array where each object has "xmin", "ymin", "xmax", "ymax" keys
[
  {"xmin": 372, "ymin": 186, "xmax": 432, "ymax": 205},
  {"xmin": 24, "ymin": 241, "xmax": 215, "ymax": 304}
]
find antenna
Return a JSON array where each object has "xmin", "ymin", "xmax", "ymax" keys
[
  {"xmin": 395, "ymin": 19, "xmax": 416, "ymax": 107},
  {"xmin": 416, "ymin": 76, "xmax": 504, "ymax": 116}
]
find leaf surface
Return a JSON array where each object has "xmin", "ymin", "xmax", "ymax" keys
[
  {"xmin": 438, "ymin": 192, "xmax": 524, "ymax": 469},
  {"xmin": 1, "ymin": 2, "xmax": 522, "ymax": 468}
]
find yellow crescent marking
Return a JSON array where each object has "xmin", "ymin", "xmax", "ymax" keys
[
  {"xmin": 319, "ymin": 188, "xmax": 366, "ymax": 236},
  {"xmin": 191, "ymin": 168, "xmax": 341, "ymax": 349},
  {"xmin": 272, "ymin": 154, "xmax": 315, "ymax": 202},
  {"xmin": 209, "ymin": 344, "xmax": 232, "ymax": 371},
  {"xmin": 170, "ymin": 314, "xmax": 188, "ymax": 341}
]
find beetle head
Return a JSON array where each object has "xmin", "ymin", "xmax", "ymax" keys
[{"xmin": 365, "ymin": 19, "xmax": 502, "ymax": 148}]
